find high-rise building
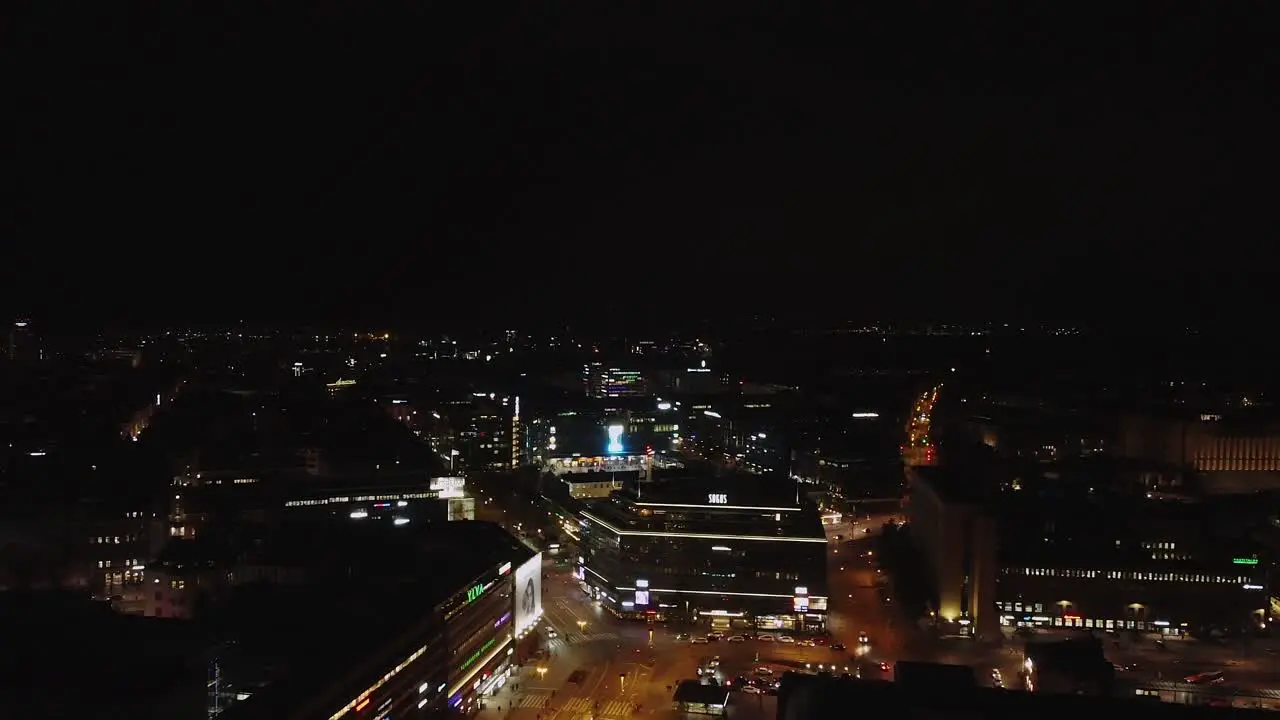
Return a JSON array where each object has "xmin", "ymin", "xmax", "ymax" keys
[
  {"xmin": 7, "ymin": 318, "xmax": 38, "ymax": 361},
  {"xmin": 583, "ymin": 362, "xmax": 646, "ymax": 398}
]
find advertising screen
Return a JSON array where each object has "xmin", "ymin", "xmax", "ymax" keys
[{"xmin": 514, "ymin": 552, "xmax": 543, "ymax": 634}]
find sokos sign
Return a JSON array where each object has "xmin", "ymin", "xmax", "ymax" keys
[{"xmin": 708, "ymin": 493, "xmax": 728, "ymax": 505}]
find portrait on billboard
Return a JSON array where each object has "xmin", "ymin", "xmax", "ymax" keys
[{"xmin": 514, "ymin": 552, "xmax": 543, "ymax": 633}]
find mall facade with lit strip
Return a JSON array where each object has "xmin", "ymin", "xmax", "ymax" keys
[
  {"xmin": 575, "ymin": 479, "xmax": 829, "ymax": 632},
  {"xmin": 220, "ymin": 524, "xmax": 544, "ymax": 720}
]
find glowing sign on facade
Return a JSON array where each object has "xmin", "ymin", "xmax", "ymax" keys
[
  {"xmin": 708, "ymin": 493, "xmax": 728, "ymax": 504},
  {"xmin": 430, "ymin": 476, "xmax": 466, "ymax": 499},
  {"xmin": 467, "ymin": 583, "xmax": 487, "ymax": 603},
  {"xmin": 606, "ymin": 424, "xmax": 624, "ymax": 454}
]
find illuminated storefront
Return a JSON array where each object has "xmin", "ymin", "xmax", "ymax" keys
[
  {"xmin": 996, "ymin": 556, "xmax": 1269, "ymax": 635},
  {"xmin": 442, "ymin": 560, "xmax": 517, "ymax": 716}
]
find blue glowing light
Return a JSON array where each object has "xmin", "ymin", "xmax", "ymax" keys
[{"xmin": 606, "ymin": 424, "xmax": 624, "ymax": 454}]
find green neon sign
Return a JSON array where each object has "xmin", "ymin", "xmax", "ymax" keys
[
  {"xmin": 460, "ymin": 637, "xmax": 497, "ymax": 671},
  {"xmin": 1232, "ymin": 557, "xmax": 1259, "ymax": 565},
  {"xmin": 467, "ymin": 583, "xmax": 487, "ymax": 602}
]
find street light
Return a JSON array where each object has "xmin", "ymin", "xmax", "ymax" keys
[
  {"xmin": 536, "ymin": 666, "xmax": 548, "ymax": 681},
  {"xmin": 577, "ymin": 620, "xmax": 587, "ymax": 633},
  {"xmin": 619, "ymin": 673, "xmax": 626, "ymax": 692}
]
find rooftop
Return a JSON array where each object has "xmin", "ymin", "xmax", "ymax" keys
[
  {"xmin": 777, "ymin": 670, "xmax": 1276, "ymax": 720},
  {"xmin": 618, "ymin": 474, "xmax": 805, "ymax": 509},
  {"xmin": 0, "ymin": 591, "xmax": 210, "ymax": 719},
  {"xmin": 583, "ymin": 476, "xmax": 826, "ymax": 542}
]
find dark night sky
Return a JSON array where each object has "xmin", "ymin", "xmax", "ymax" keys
[{"xmin": 7, "ymin": 3, "xmax": 1278, "ymax": 329}]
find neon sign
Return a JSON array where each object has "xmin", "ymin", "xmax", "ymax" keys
[
  {"xmin": 459, "ymin": 637, "xmax": 498, "ymax": 671},
  {"xmin": 1233, "ymin": 557, "xmax": 1259, "ymax": 565},
  {"xmin": 467, "ymin": 583, "xmax": 487, "ymax": 602},
  {"xmin": 708, "ymin": 493, "xmax": 727, "ymax": 504}
]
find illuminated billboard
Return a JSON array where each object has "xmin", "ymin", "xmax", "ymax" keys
[
  {"xmin": 430, "ymin": 477, "xmax": 466, "ymax": 499},
  {"xmin": 606, "ymin": 424, "xmax": 624, "ymax": 454},
  {"xmin": 514, "ymin": 552, "xmax": 543, "ymax": 635}
]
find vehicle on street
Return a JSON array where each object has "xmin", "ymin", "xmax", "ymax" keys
[{"xmin": 728, "ymin": 635, "xmax": 746, "ymax": 643}]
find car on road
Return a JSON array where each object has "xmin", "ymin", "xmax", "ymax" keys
[
  {"xmin": 858, "ymin": 631, "xmax": 870, "ymax": 645},
  {"xmin": 831, "ymin": 643, "xmax": 846, "ymax": 651},
  {"xmin": 778, "ymin": 635, "xmax": 796, "ymax": 643},
  {"xmin": 707, "ymin": 632, "xmax": 724, "ymax": 641},
  {"xmin": 692, "ymin": 637, "xmax": 709, "ymax": 644},
  {"xmin": 728, "ymin": 635, "xmax": 746, "ymax": 643},
  {"xmin": 758, "ymin": 634, "xmax": 775, "ymax": 642},
  {"xmin": 740, "ymin": 684, "xmax": 763, "ymax": 694}
]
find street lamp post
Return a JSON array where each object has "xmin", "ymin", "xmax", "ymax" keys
[{"xmin": 536, "ymin": 666, "xmax": 547, "ymax": 682}]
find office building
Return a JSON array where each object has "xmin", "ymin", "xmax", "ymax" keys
[
  {"xmin": 6, "ymin": 318, "xmax": 39, "ymax": 362},
  {"xmin": 907, "ymin": 464, "xmax": 1269, "ymax": 641},
  {"xmin": 576, "ymin": 477, "xmax": 828, "ymax": 631},
  {"xmin": 450, "ymin": 393, "xmax": 520, "ymax": 471},
  {"xmin": 584, "ymin": 363, "xmax": 647, "ymax": 398},
  {"xmin": 1121, "ymin": 410, "xmax": 1280, "ymax": 494}
]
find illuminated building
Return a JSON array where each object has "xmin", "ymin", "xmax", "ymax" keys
[
  {"xmin": 584, "ymin": 362, "xmax": 647, "ymax": 398},
  {"xmin": 576, "ymin": 479, "xmax": 829, "ymax": 630},
  {"xmin": 1121, "ymin": 410, "xmax": 1280, "ymax": 494},
  {"xmin": 453, "ymin": 393, "xmax": 520, "ymax": 471},
  {"xmin": 907, "ymin": 465, "xmax": 1270, "ymax": 641},
  {"xmin": 7, "ymin": 318, "xmax": 39, "ymax": 361},
  {"xmin": 217, "ymin": 524, "xmax": 540, "ymax": 720},
  {"xmin": 166, "ymin": 473, "xmax": 476, "ymax": 539}
]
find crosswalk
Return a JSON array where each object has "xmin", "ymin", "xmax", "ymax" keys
[
  {"xmin": 556, "ymin": 697, "xmax": 634, "ymax": 717},
  {"xmin": 515, "ymin": 694, "xmax": 633, "ymax": 717},
  {"xmin": 517, "ymin": 694, "xmax": 549, "ymax": 708}
]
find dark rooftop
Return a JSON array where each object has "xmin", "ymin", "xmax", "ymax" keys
[
  {"xmin": 0, "ymin": 591, "xmax": 209, "ymax": 719},
  {"xmin": 777, "ymin": 670, "xmax": 1275, "ymax": 720},
  {"xmin": 562, "ymin": 470, "xmax": 639, "ymax": 485}
]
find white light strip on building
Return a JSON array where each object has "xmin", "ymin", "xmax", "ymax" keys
[
  {"xmin": 580, "ymin": 511, "xmax": 826, "ymax": 543},
  {"xmin": 634, "ymin": 502, "xmax": 800, "ymax": 511},
  {"xmin": 613, "ymin": 586, "xmax": 830, "ymax": 600},
  {"xmin": 447, "ymin": 636, "xmax": 513, "ymax": 699},
  {"xmin": 328, "ymin": 641, "xmax": 432, "ymax": 720}
]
